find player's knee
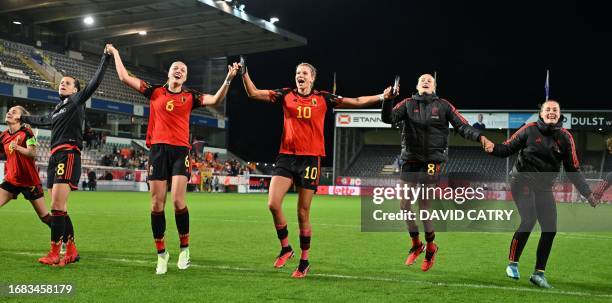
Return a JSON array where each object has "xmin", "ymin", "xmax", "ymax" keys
[
  {"xmin": 172, "ymin": 198, "xmax": 186, "ymax": 209},
  {"xmin": 150, "ymin": 195, "xmax": 165, "ymax": 211},
  {"xmin": 519, "ymin": 217, "xmax": 537, "ymax": 232},
  {"xmin": 297, "ymin": 206, "xmax": 310, "ymax": 220},
  {"xmin": 268, "ymin": 200, "xmax": 281, "ymax": 213},
  {"xmin": 400, "ymin": 199, "xmax": 413, "ymax": 210},
  {"xmin": 151, "ymin": 202, "xmax": 164, "ymax": 212}
]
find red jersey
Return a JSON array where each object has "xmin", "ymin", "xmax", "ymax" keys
[
  {"xmin": 139, "ymin": 80, "xmax": 206, "ymax": 148},
  {"xmin": 270, "ymin": 88, "xmax": 342, "ymax": 156},
  {"xmin": 1, "ymin": 127, "xmax": 41, "ymax": 186}
]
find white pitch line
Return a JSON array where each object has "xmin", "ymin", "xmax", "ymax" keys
[{"xmin": 7, "ymin": 251, "xmax": 612, "ymax": 299}]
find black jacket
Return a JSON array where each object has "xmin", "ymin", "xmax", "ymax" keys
[
  {"xmin": 492, "ymin": 117, "xmax": 592, "ymax": 198},
  {"xmin": 22, "ymin": 53, "xmax": 110, "ymax": 151},
  {"xmin": 381, "ymin": 93, "xmax": 482, "ymax": 163}
]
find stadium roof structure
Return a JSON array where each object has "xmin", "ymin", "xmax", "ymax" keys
[{"xmin": 1, "ymin": 0, "xmax": 307, "ymax": 59}]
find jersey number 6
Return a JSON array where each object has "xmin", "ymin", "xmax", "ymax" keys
[{"xmin": 166, "ymin": 100, "xmax": 175, "ymax": 111}]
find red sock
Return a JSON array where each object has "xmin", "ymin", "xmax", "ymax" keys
[
  {"xmin": 411, "ymin": 237, "xmax": 421, "ymax": 247},
  {"xmin": 155, "ymin": 237, "xmax": 166, "ymax": 254},
  {"xmin": 179, "ymin": 234, "xmax": 189, "ymax": 248}
]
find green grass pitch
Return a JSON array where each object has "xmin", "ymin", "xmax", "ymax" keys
[{"xmin": 1, "ymin": 192, "xmax": 611, "ymax": 302}]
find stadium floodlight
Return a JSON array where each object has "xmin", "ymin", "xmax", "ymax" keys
[
  {"xmin": 12, "ymin": 21, "xmax": 22, "ymax": 25},
  {"xmin": 270, "ymin": 17, "xmax": 279, "ymax": 24},
  {"xmin": 138, "ymin": 31, "xmax": 147, "ymax": 36},
  {"xmin": 83, "ymin": 16, "xmax": 94, "ymax": 25}
]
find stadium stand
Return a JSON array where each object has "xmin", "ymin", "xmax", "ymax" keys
[
  {"xmin": 0, "ymin": 38, "xmax": 217, "ymax": 117},
  {"xmin": 342, "ymin": 145, "xmax": 511, "ymax": 181},
  {"xmin": 0, "ymin": 48, "xmax": 51, "ymax": 88}
]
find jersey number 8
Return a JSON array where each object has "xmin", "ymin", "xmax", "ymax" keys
[{"xmin": 56, "ymin": 163, "xmax": 65, "ymax": 176}]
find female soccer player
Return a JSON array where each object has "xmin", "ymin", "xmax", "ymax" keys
[
  {"xmin": 107, "ymin": 45, "xmax": 240, "ymax": 274},
  {"xmin": 20, "ymin": 45, "xmax": 112, "ymax": 266},
  {"xmin": 487, "ymin": 100, "xmax": 597, "ymax": 288},
  {"xmin": 240, "ymin": 57, "xmax": 396, "ymax": 278},
  {"xmin": 381, "ymin": 74, "xmax": 493, "ymax": 271},
  {"xmin": 0, "ymin": 106, "xmax": 50, "ymax": 227}
]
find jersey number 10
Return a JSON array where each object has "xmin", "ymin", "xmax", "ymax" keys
[{"xmin": 296, "ymin": 106, "xmax": 311, "ymax": 119}]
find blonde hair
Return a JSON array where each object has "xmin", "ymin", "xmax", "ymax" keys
[
  {"xmin": 296, "ymin": 63, "xmax": 317, "ymax": 80},
  {"xmin": 606, "ymin": 137, "xmax": 612, "ymax": 152},
  {"xmin": 12, "ymin": 106, "xmax": 32, "ymax": 130}
]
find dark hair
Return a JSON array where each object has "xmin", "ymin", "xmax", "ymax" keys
[
  {"xmin": 539, "ymin": 99, "xmax": 560, "ymax": 111},
  {"xmin": 63, "ymin": 76, "xmax": 81, "ymax": 92}
]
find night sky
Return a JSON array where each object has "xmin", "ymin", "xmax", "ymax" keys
[{"xmin": 225, "ymin": 0, "xmax": 611, "ymax": 164}]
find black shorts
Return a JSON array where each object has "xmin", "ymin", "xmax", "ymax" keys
[
  {"xmin": 400, "ymin": 161, "xmax": 443, "ymax": 185},
  {"xmin": 274, "ymin": 154, "xmax": 321, "ymax": 191},
  {"xmin": 47, "ymin": 150, "xmax": 81, "ymax": 190},
  {"xmin": 0, "ymin": 181, "xmax": 44, "ymax": 201},
  {"xmin": 148, "ymin": 144, "xmax": 190, "ymax": 181}
]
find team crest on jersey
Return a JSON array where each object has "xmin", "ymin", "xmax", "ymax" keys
[
  {"xmin": 431, "ymin": 107, "xmax": 440, "ymax": 119},
  {"xmin": 311, "ymin": 99, "xmax": 317, "ymax": 105}
]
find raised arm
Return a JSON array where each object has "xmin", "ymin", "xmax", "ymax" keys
[
  {"xmin": 382, "ymin": 97, "xmax": 408, "ymax": 124},
  {"xmin": 336, "ymin": 86, "xmax": 395, "ymax": 109},
  {"xmin": 242, "ymin": 71, "xmax": 278, "ymax": 102},
  {"xmin": 75, "ymin": 45, "xmax": 112, "ymax": 104},
  {"xmin": 20, "ymin": 113, "xmax": 52, "ymax": 126},
  {"xmin": 201, "ymin": 62, "xmax": 240, "ymax": 106},
  {"xmin": 238, "ymin": 56, "xmax": 278, "ymax": 102},
  {"xmin": 107, "ymin": 44, "xmax": 141, "ymax": 92},
  {"xmin": 490, "ymin": 124, "xmax": 530, "ymax": 158}
]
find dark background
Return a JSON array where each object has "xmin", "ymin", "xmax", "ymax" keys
[{"xmin": 223, "ymin": 0, "xmax": 611, "ymax": 163}]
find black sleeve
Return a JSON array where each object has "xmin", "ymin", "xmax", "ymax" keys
[
  {"xmin": 21, "ymin": 113, "xmax": 53, "ymax": 126},
  {"xmin": 74, "ymin": 53, "xmax": 111, "ymax": 105},
  {"xmin": 491, "ymin": 124, "xmax": 529, "ymax": 158},
  {"xmin": 381, "ymin": 98, "xmax": 408, "ymax": 124},
  {"xmin": 137, "ymin": 80, "xmax": 158, "ymax": 100},
  {"xmin": 442, "ymin": 99, "xmax": 482, "ymax": 142},
  {"xmin": 560, "ymin": 129, "xmax": 592, "ymax": 198},
  {"xmin": 269, "ymin": 88, "xmax": 291, "ymax": 105},
  {"xmin": 191, "ymin": 90, "xmax": 205, "ymax": 110},
  {"xmin": 321, "ymin": 91, "xmax": 343, "ymax": 108}
]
